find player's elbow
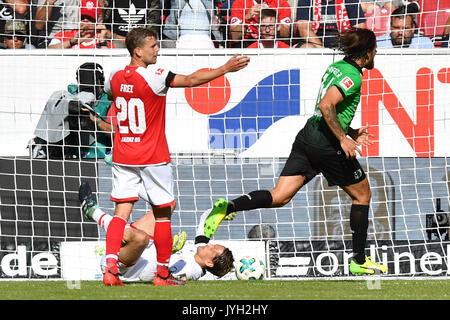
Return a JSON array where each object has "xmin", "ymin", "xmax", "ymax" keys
[{"xmin": 318, "ymin": 101, "xmax": 333, "ymax": 116}]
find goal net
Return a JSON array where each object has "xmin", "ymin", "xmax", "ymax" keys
[{"xmin": 0, "ymin": 1, "xmax": 449, "ymax": 280}]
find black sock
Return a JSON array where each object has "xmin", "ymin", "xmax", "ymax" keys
[
  {"xmin": 226, "ymin": 190, "xmax": 273, "ymax": 214},
  {"xmin": 350, "ymin": 204, "xmax": 369, "ymax": 264}
]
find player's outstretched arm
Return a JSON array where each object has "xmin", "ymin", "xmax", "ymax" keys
[{"xmin": 171, "ymin": 54, "xmax": 250, "ymax": 88}]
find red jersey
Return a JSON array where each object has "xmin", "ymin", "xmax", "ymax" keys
[
  {"xmin": 50, "ymin": 29, "xmax": 115, "ymax": 49},
  {"xmin": 230, "ymin": 0, "xmax": 292, "ymax": 40},
  {"xmin": 247, "ymin": 40, "xmax": 290, "ymax": 48},
  {"xmin": 105, "ymin": 65, "xmax": 175, "ymax": 166}
]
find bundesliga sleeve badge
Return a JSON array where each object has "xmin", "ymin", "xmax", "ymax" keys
[{"xmin": 339, "ymin": 76, "xmax": 354, "ymax": 91}]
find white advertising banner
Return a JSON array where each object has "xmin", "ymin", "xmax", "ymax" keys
[{"xmin": 0, "ymin": 49, "xmax": 448, "ymax": 157}]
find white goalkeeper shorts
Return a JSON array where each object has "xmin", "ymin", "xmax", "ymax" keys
[
  {"xmin": 100, "ymin": 246, "xmax": 157, "ymax": 282},
  {"xmin": 110, "ymin": 163, "xmax": 175, "ymax": 208}
]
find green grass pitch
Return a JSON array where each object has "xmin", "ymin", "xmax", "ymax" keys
[{"xmin": 0, "ymin": 279, "xmax": 448, "ymax": 300}]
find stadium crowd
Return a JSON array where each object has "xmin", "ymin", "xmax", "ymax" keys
[{"xmin": 0, "ymin": 0, "xmax": 448, "ymax": 49}]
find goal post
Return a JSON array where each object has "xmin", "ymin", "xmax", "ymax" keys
[{"xmin": 0, "ymin": 47, "xmax": 449, "ymax": 279}]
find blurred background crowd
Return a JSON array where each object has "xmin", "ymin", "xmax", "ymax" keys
[{"xmin": 0, "ymin": 0, "xmax": 448, "ymax": 49}]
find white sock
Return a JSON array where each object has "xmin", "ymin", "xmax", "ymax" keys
[
  {"xmin": 90, "ymin": 208, "xmax": 113, "ymax": 231},
  {"xmin": 93, "ymin": 208, "xmax": 130, "ymax": 233}
]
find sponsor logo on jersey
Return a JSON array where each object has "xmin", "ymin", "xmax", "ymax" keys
[
  {"xmin": 339, "ymin": 76, "xmax": 354, "ymax": 91},
  {"xmin": 155, "ymin": 68, "xmax": 164, "ymax": 75}
]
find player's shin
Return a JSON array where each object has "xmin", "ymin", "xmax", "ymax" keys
[
  {"xmin": 105, "ymin": 216, "xmax": 127, "ymax": 273},
  {"xmin": 350, "ymin": 204, "xmax": 369, "ymax": 264},
  {"xmin": 154, "ymin": 219, "xmax": 172, "ymax": 278},
  {"xmin": 228, "ymin": 190, "xmax": 273, "ymax": 214}
]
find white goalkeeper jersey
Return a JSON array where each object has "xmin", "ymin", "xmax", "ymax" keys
[
  {"xmin": 105, "ymin": 209, "xmax": 211, "ymax": 282},
  {"xmin": 111, "ymin": 241, "xmax": 206, "ymax": 282}
]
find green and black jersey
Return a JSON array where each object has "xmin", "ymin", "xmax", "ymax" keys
[{"xmin": 297, "ymin": 57, "xmax": 363, "ymax": 150}]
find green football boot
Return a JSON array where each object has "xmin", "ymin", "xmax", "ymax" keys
[
  {"xmin": 204, "ymin": 198, "xmax": 232, "ymax": 238},
  {"xmin": 350, "ymin": 256, "xmax": 388, "ymax": 275}
]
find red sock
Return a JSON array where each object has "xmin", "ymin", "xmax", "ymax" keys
[
  {"xmin": 154, "ymin": 220, "xmax": 172, "ymax": 277},
  {"xmin": 105, "ymin": 216, "xmax": 127, "ymax": 274}
]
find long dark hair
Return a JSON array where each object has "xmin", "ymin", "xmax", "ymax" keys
[{"xmin": 338, "ymin": 28, "xmax": 377, "ymax": 61}]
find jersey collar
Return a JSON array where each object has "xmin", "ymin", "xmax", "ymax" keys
[{"xmin": 343, "ymin": 56, "xmax": 363, "ymax": 75}]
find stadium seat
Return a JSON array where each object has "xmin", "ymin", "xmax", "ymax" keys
[
  {"xmin": 421, "ymin": 10, "xmax": 450, "ymax": 38},
  {"xmin": 416, "ymin": 0, "xmax": 450, "ymax": 34},
  {"xmin": 365, "ymin": 6, "xmax": 392, "ymax": 37}
]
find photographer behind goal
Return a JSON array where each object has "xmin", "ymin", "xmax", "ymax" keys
[{"xmin": 30, "ymin": 62, "xmax": 112, "ymax": 159}]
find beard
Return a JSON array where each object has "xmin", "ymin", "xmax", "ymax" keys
[
  {"xmin": 365, "ymin": 60, "xmax": 375, "ymax": 70},
  {"xmin": 391, "ymin": 34, "xmax": 412, "ymax": 48}
]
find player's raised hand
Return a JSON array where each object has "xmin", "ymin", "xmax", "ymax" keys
[
  {"xmin": 223, "ymin": 54, "xmax": 250, "ymax": 73},
  {"xmin": 351, "ymin": 126, "xmax": 374, "ymax": 148}
]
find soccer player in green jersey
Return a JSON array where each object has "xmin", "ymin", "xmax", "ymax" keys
[{"xmin": 205, "ymin": 28, "xmax": 388, "ymax": 276}]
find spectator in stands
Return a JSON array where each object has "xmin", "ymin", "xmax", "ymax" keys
[
  {"xmin": 378, "ymin": 0, "xmax": 404, "ymax": 10},
  {"xmin": 360, "ymin": 0, "xmax": 392, "ymax": 37},
  {"xmin": 229, "ymin": 0, "xmax": 292, "ymax": 48},
  {"xmin": 0, "ymin": 0, "xmax": 32, "ymax": 44},
  {"xmin": 295, "ymin": 0, "xmax": 366, "ymax": 48},
  {"xmin": 1, "ymin": 20, "xmax": 35, "ymax": 48},
  {"xmin": 247, "ymin": 8, "xmax": 290, "ymax": 48},
  {"xmin": 162, "ymin": 0, "xmax": 222, "ymax": 48},
  {"xmin": 441, "ymin": 16, "xmax": 450, "ymax": 48},
  {"xmin": 47, "ymin": 0, "xmax": 115, "ymax": 49},
  {"xmin": 33, "ymin": 0, "xmax": 81, "ymax": 48},
  {"xmin": 376, "ymin": 4, "xmax": 434, "ymax": 48},
  {"xmin": 101, "ymin": 0, "xmax": 161, "ymax": 47}
]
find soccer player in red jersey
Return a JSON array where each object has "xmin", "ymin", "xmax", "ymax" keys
[{"xmin": 103, "ymin": 27, "xmax": 250, "ymax": 286}]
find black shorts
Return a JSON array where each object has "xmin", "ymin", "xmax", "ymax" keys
[{"xmin": 280, "ymin": 139, "xmax": 366, "ymax": 187}]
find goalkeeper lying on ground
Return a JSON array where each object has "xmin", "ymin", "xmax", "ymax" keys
[{"xmin": 79, "ymin": 182, "xmax": 234, "ymax": 284}]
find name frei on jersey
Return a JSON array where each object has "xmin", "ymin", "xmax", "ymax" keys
[{"xmin": 104, "ymin": 64, "xmax": 175, "ymax": 166}]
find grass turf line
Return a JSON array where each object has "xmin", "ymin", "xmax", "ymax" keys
[{"xmin": 0, "ymin": 280, "xmax": 448, "ymax": 300}]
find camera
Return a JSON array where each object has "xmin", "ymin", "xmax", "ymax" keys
[{"xmin": 426, "ymin": 198, "xmax": 449, "ymax": 241}]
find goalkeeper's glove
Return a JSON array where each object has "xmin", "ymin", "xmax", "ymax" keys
[
  {"xmin": 104, "ymin": 152, "xmax": 113, "ymax": 166},
  {"xmin": 172, "ymin": 231, "xmax": 187, "ymax": 254}
]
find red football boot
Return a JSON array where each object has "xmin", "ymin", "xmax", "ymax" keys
[
  {"xmin": 153, "ymin": 272, "xmax": 186, "ymax": 286},
  {"xmin": 103, "ymin": 268, "xmax": 124, "ymax": 286}
]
